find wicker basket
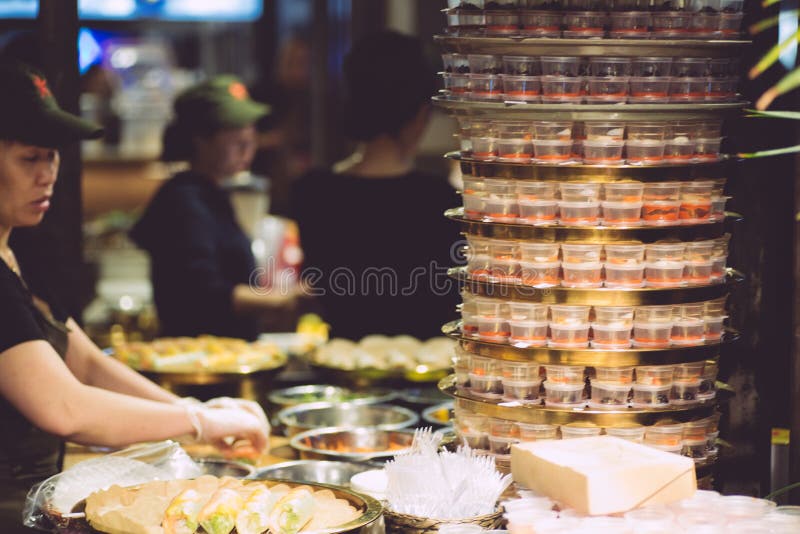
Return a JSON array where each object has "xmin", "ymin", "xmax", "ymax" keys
[{"xmin": 383, "ymin": 507, "xmax": 504, "ymax": 534}]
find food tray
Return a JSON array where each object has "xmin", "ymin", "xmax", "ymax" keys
[
  {"xmin": 440, "ymin": 375, "xmax": 717, "ymax": 426},
  {"xmin": 445, "ymin": 321, "xmax": 737, "ymax": 366},
  {"xmin": 304, "ymin": 360, "xmax": 452, "ymax": 389},
  {"xmin": 433, "ymin": 96, "xmax": 746, "ymax": 121},
  {"xmin": 449, "ymin": 152, "xmax": 732, "ymax": 182},
  {"xmin": 434, "ymin": 35, "xmax": 751, "ymax": 58}
]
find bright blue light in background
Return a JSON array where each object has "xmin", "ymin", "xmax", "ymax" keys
[
  {"xmin": 0, "ymin": 0, "xmax": 262, "ymax": 21},
  {"xmin": 78, "ymin": 28, "xmax": 103, "ymax": 74}
]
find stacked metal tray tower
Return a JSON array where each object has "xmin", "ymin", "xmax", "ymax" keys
[{"xmin": 433, "ymin": 5, "xmax": 748, "ymax": 488}]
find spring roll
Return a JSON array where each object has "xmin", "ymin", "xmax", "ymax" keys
[
  {"xmin": 197, "ymin": 488, "xmax": 244, "ymax": 534},
  {"xmin": 234, "ymin": 486, "xmax": 281, "ymax": 534},
  {"xmin": 268, "ymin": 488, "xmax": 315, "ymax": 534},
  {"xmin": 163, "ymin": 488, "xmax": 205, "ymax": 534}
]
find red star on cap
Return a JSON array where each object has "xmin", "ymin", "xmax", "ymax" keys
[
  {"xmin": 32, "ymin": 75, "xmax": 52, "ymax": 100},
  {"xmin": 228, "ymin": 82, "xmax": 248, "ymax": 101}
]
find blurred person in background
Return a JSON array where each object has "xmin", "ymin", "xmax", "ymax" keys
[
  {"xmin": 130, "ymin": 75, "xmax": 299, "ymax": 341},
  {"xmin": 289, "ymin": 31, "xmax": 459, "ymax": 340},
  {"xmin": 0, "ymin": 62, "xmax": 269, "ymax": 532}
]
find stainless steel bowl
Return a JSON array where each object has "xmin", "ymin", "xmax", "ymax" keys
[
  {"xmin": 193, "ymin": 458, "xmax": 256, "ymax": 478},
  {"xmin": 268, "ymin": 385, "xmax": 398, "ymax": 409},
  {"xmin": 253, "ymin": 460, "xmax": 377, "ymax": 486},
  {"xmin": 278, "ymin": 402, "xmax": 419, "ymax": 436},
  {"xmin": 290, "ymin": 427, "xmax": 415, "ymax": 462},
  {"xmin": 422, "ymin": 401, "xmax": 454, "ymax": 427}
]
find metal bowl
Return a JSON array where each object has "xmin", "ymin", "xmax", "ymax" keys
[
  {"xmin": 193, "ymin": 458, "xmax": 256, "ymax": 478},
  {"xmin": 278, "ymin": 402, "xmax": 419, "ymax": 436},
  {"xmin": 422, "ymin": 401, "xmax": 454, "ymax": 427},
  {"xmin": 268, "ymin": 385, "xmax": 398, "ymax": 409},
  {"xmin": 253, "ymin": 460, "xmax": 377, "ymax": 487},
  {"xmin": 290, "ymin": 427, "xmax": 415, "ymax": 462}
]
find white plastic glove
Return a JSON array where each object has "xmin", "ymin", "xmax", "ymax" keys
[
  {"xmin": 204, "ymin": 397, "xmax": 270, "ymax": 438},
  {"xmin": 185, "ymin": 405, "xmax": 269, "ymax": 453}
]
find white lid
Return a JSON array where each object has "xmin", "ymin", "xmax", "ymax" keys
[{"xmin": 350, "ymin": 469, "xmax": 388, "ymax": 501}]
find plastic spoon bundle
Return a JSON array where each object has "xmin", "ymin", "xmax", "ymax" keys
[{"xmin": 385, "ymin": 427, "xmax": 512, "ymax": 520}]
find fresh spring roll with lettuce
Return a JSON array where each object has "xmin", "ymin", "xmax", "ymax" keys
[
  {"xmin": 163, "ymin": 488, "xmax": 206, "ymax": 534},
  {"xmin": 268, "ymin": 488, "xmax": 315, "ymax": 534},
  {"xmin": 197, "ymin": 488, "xmax": 244, "ymax": 534},
  {"xmin": 234, "ymin": 486, "xmax": 282, "ymax": 534}
]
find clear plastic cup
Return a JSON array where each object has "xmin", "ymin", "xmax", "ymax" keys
[
  {"xmin": 489, "ymin": 435, "xmax": 521, "ymax": 455},
  {"xmin": 652, "ymin": 11, "xmax": 692, "ymax": 38},
  {"xmin": 519, "ymin": 242, "xmax": 560, "ymax": 262},
  {"xmin": 442, "ymin": 52, "xmax": 471, "ymax": 74},
  {"xmin": 520, "ymin": 10, "xmax": 563, "ymax": 37},
  {"xmin": 502, "ymin": 379, "xmax": 542, "ymax": 403},
  {"xmin": 484, "ymin": 196, "xmax": 519, "ymax": 223},
  {"xmin": 627, "ymin": 122, "xmax": 667, "ymax": 141},
  {"xmin": 466, "ymin": 236, "xmax": 491, "ymax": 277},
  {"xmin": 502, "ymin": 361, "xmax": 541, "ymax": 382},
  {"xmin": 594, "ymin": 306, "xmax": 635, "ymax": 326},
  {"xmin": 697, "ymin": 120, "xmax": 723, "ymax": 138},
  {"xmin": 457, "ymin": 430, "xmax": 490, "ymax": 450},
  {"xmin": 543, "ymin": 382, "xmax": 586, "ymax": 406},
  {"xmin": 695, "ymin": 137, "xmax": 723, "ymax": 160},
  {"xmin": 671, "ymin": 379, "xmax": 702, "ymax": 405},
  {"xmin": 605, "ymin": 244, "xmax": 645, "ymax": 265},
  {"xmin": 561, "ymin": 243, "xmax": 602, "ymax": 263},
  {"xmin": 477, "ymin": 316, "xmax": 511, "ymax": 342},
  {"xmin": 706, "ymin": 77, "xmax": 738, "ymax": 101},
  {"xmin": 609, "ymin": 12, "xmax": 651, "ymax": 38},
  {"xmin": 519, "ymin": 260, "xmax": 561, "ymax": 286},
  {"xmin": 589, "ymin": 380, "xmax": 631, "ymax": 409},
  {"xmin": 490, "ymin": 257, "xmax": 521, "ymax": 282},
  {"xmin": 595, "ymin": 366, "xmax": 635, "ymax": 383},
  {"xmin": 509, "ymin": 301, "xmax": 550, "ymax": 321},
  {"xmin": 719, "ymin": 12, "xmax": 744, "ymax": 38},
  {"xmin": 632, "ymin": 57, "xmax": 673, "ymax": 77},
  {"xmin": 470, "ymin": 135, "xmax": 497, "ymax": 161},
  {"xmin": 591, "ymin": 324, "xmax": 633, "ymax": 348},
  {"xmin": 509, "ymin": 320, "xmax": 549, "ymax": 346},
  {"xmin": 690, "ymin": 13, "xmax": 721, "ymax": 38},
  {"xmin": 684, "ymin": 241, "xmax": 715, "ymax": 261},
  {"xmin": 469, "ymin": 74, "xmax": 504, "ymax": 100},
  {"xmin": 635, "ymin": 305, "xmax": 674, "ymax": 323},
  {"xmin": 645, "ymin": 261, "xmax": 686, "ymax": 287},
  {"xmin": 645, "ymin": 423, "xmax": 684, "ymax": 447},
  {"xmin": 644, "ymin": 182, "xmax": 681, "ymax": 202},
  {"xmin": 544, "ymin": 364, "xmax": 586, "ymax": 383},
  {"xmin": 585, "ymin": 122, "xmax": 626, "ymax": 141},
  {"xmin": 560, "ymin": 423, "xmax": 602, "ymax": 438},
  {"xmin": 664, "ymin": 139, "xmax": 696, "ymax": 161},
  {"xmin": 454, "ymin": 408, "xmax": 489, "ymax": 433},
  {"xmin": 674, "ymin": 361, "xmax": 705, "ymax": 380},
  {"xmin": 673, "ymin": 58, "xmax": 710, "ymax": 78},
  {"xmin": 519, "ymin": 200, "xmax": 559, "ymax": 225},
  {"xmin": 646, "ymin": 242, "xmax": 685, "ymax": 262},
  {"xmin": 517, "ymin": 422, "xmax": 558, "ymax": 441},
  {"xmin": 560, "ymin": 182, "xmax": 601, "ymax": 202},
  {"xmin": 563, "ymin": 11, "xmax": 607, "ymax": 37},
  {"xmin": 628, "ymin": 76, "xmax": 672, "ymax": 102},
  {"xmin": 549, "ymin": 323, "xmax": 591, "ymax": 347},
  {"xmin": 674, "ymin": 302, "xmax": 705, "ymax": 319},
  {"xmin": 632, "ymin": 322, "xmax": 673, "ymax": 347},
  {"xmin": 496, "ymin": 138, "xmax": 534, "ymax": 162},
  {"xmin": 588, "ymin": 57, "xmax": 632, "ymax": 77},
  {"xmin": 626, "ymin": 140, "xmax": 666, "ymax": 165},
  {"xmin": 671, "ymin": 318, "xmax": 705, "ymax": 344},
  {"xmin": 556, "ymin": 203, "xmax": 600, "ymax": 228},
  {"xmin": 502, "ymin": 75, "xmax": 542, "ymax": 101},
  {"xmin": 443, "ymin": 73, "xmax": 471, "ymax": 96},
  {"xmin": 586, "ymin": 77, "xmax": 630, "ymax": 103},
  {"xmin": 698, "ymin": 361, "xmax": 719, "ymax": 399},
  {"xmin": 562, "ymin": 262, "xmax": 603, "ymax": 287},
  {"xmin": 602, "ymin": 201, "xmax": 643, "ymax": 226},
  {"xmin": 680, "ymin": 181, "xmax": 713, "ymax": 222},
  {"xmin": 670, "ymin": 77, "xmax": 709, "ymax": 102},
  {"xmin": 704, "ymin": 315, "xmax": 727, "ymax": 340},
  {"xmin": 564, "ymin": 0, "xmax": 607, "ymax": 9},
  {"xmin": 518, "ymin": 181, "xmax": 557, "ymax": 201},
  {"xmin": 719, "ymin": 496, "xmax": 776, "ymax": 521},
  {"xmin": 474, "ymin": 296, "xmax": 507, "ymax": 318},
  {"xmin": 533, "ymin": 120, "xmax": 573, "ymax": 140},
  {"xmin": 676, "ymin": 511, "xmax": 725, "ymax": 531},
  {"xmin": 606, "ymin": 424, "xmax": 645, "ymax": 443},
  {"xmin": 582, "ymin": 140, "xmax": 625, "ymax": 163},
  {"xmin": 550, "ymin": 305, "xmax": 591, "ymax": 324},
  {"xmin": 632, "ymin": 383, "xmax": 672, "ymax": 407},
  {"xmin": 643, "ymin": 199, "xmax": 681, "ymax": 225},
  {"xmin": 503, "ymin": 55, "xmax": 541, "ymax": 76},
  {"xmin": 685, "ymin": 260, "xmax": 713, "ymax": 284},
  {"xmin": 710, "ymin": 195, "xmax": 731, "ymax": 221},
  {"xmin": 605, "ymin": 263, "xmax": 645, "ymax": 287},
  {"xmin": 468, "ymin": 54, "xmax": 502, "ymax": 75},
  {"xmin": 470, "ymin": 373, "xmax": 504, "ymax": 398},
  {"xmin": 540, "ymin": 56, "xmax": 581, "ymax": 77},
  {"xmin": 533, "ymin": 140, "xmax": 574, "ymax": 161},
  {"xmin": 540, "ymin": 77, "xmax": 584, "ymax": 102},
  {"xmin": 635, "ymin": 365, "xmax": 674, "ymax": 386},
  {"xmin": 462, "ymin": 192, "xmax": 485, "ymax": 220},
  {"xmin": 682, "ymin": 418, "xmax": 710, "ymax": 440},
  {"xmin": 485, "ymin": 10, "xmax": 521, "ymax": 35}
]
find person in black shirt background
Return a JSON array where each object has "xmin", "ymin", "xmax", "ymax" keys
[
  {"xmin": 290, "ymin": 31, "xmax": 459, "ymax": 340},
  {"xmin": 131, "ymin": 75, "xmax": 298, "ymax": 340}
]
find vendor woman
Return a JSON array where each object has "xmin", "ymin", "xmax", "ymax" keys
[
  {"xmin": 130, "ymin": 75, "xmax": 297, "ymax": 340},
  {"xmin": 0, "ymin": 62, "xmax": 270, "ymax": 532}
]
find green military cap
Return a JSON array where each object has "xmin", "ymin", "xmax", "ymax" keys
[
  {"xmin": 0, "ymin": 61, "xmax": 103, "ymax": 148},
  {"xmin": 173, "ymin": 74, "xmax": 270, "ymax": 129}
]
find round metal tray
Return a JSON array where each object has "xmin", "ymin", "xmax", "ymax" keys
[
  {"xmin": 304, "ymin": 360, "xmax": 451, "ymax": 389},
  {"xmin": 432, "ymin": 96, "xmax": 746, "ymax": 121},
  {"xmin": 434, "ymin": 35, "xmax": 751, "ymax": 58},
  {"xmin": 440, "ymin": 375, "xmax": 717, "ymax": 425},
  {"xmin": 449, "ymin": 152, "xmax": 732, "ymax": 182},
  {"xmin": 444, "ymin": 321, "xmax": 735, "ymax": 366},
  {"xmin": 448, "ymin": 208, "xmax": 729, "ymax": 243},
  {"xmin": 451, "ymin": 267, "xmax": 741, "ymax": 305}
]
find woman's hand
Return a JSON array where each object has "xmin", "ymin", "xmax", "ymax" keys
[{"xmin": 188, "ymin": 405, "xmax": 269, "ymax": 453}]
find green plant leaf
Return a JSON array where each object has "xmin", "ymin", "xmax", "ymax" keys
[
  {"xmin": 745, "ymin": 108, "xmax": 800, "ymax": 119},
  {"xmin": 765, "ymin": 481, "xmax": 800, "ymax": 501},
  {"xmin": 756, "ymin": 66, "xmax": 800, "ymax": 109},
  {"xmin": 749, "ymin": 29, "xmax": 800, "ymax": 79},
  {"xmin": 750, "ymin": 11, "xmax": 799, "ymax": 34},
  {"xmin": 738, "ymin": 144, "xmax": 800, "ymax": 158},
  {"xmin": 762, "ymin": 0, "xmax": 783, "ymax": 7}
]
